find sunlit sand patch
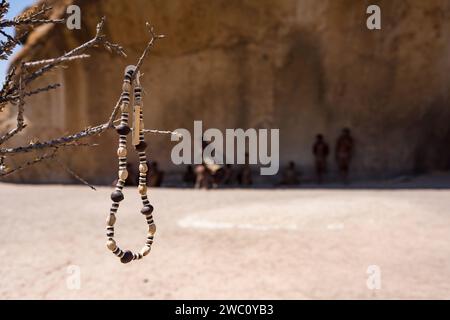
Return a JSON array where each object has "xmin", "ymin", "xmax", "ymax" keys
[
  {"xmin": 178, "ymin": 215, "xmax": 298, "ymax": 231},
  {"xmin": 177, "ymin": 200, "xmax": 312, "ymax": 231},
  {"xmin": 326, "ymin": 223, "xmax": 345, "ymax": 230},
  {"xmin": 176, "ymin": 196, "xmax": 417, "ymax": 232}
]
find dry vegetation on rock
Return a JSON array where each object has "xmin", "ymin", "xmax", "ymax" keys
[{"xmin": 0, "ymin": 0, "xmax": 166, "ymax": 184}]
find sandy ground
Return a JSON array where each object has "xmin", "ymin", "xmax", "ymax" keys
[{"xmin": 0, "ymin": 180, "xmax": 450, "ymax": 299}]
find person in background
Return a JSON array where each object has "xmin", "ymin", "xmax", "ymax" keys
[
  {"xmin": 280, "ymin": 161, "xmax": 301, "ymax": 185},
  {"xmin": 237, "ymin": 153, "xmax": 253, "ymax": 186},
  {"xmin": 195, "ymin": 164, "xmax": 211, "ymax": 189},
  {"xmin": 148, "ymin": 161, "xmax": 164, "ymax": 187},
  {"xmin": 313, "ymin": 134, "xmax": 329, "ymax": 184},
  {"xmin": 182, "ymin": 165, "xmax": 196, "ymax": 186},
  {"xmin": 335, "ymin": 128, "xmax": 354, "ymax": 184},
  {"xmin": 221, "ymin": 164, "xmax": 235, "ymax": 185},
  {"xmin": 204, "ymin": 161, "xmax": 222, "ymax": 189},
  {"xmin": 238, "ymin": 164, "xmax": 252, "ymax": 186}
]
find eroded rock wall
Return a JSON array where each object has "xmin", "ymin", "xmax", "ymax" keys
[{"xmin": 2, "ymin": 0, "xmax": 450, "ymax": 184}]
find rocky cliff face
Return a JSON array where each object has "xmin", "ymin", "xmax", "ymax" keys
[{"xmin": 2, "ymin": 0, "xmax": 450, "ymax": 184}]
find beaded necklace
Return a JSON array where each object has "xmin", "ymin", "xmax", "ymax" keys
[{"xmin": 106, "ymin": 65, "xmax": 156, "ymax": 264}]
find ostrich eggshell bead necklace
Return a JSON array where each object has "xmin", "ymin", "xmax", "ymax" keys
[{"xmin": 107, "ymin": 65, "xmax": 156, "ymax": 264}]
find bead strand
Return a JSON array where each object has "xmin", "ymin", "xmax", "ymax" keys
[
  {"xmin": 134, "ymin": 73, "xmax": 156, "ymax": 260},
  {"xmin": 106, "ymin": 65, "xmax": 156, "ymax": 264}
]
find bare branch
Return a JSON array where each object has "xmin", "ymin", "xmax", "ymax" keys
[
  {"xmin": 0, "ymin": 1, "xmax": 9, "ymax": 20},
  {"xmin": 0, "ymin": 149, "xmax": 57, "ymax": 178},
  {"xmin": 55, "ymin": 158, "xmax": 96, "ymax": 190},
  {"xmin": 23, "ymin": 54, "xmax": 91, "ymax": 68},
  {"xmin": 0, "ymin": 15, "xmax": 128, "ymax": 150},
  {"xmin": 0, "ymin": 18, "xmax": 64, "ymax": 28},
  {"xmin": 143, "ymin": 129, "xmax": 182, "ymax": 137},
  {"xmin": 0, "ymin": 13, "xmax": 168, "ymax": 179},
  {"xmin": 22, "ymin": 83, "xmax": 61, "ymax": 97},
  {"xmin": 0, "ymin": 123, "xmax": 107, "ymax": 154},
  {"xmin": 22, "ymin": 17, "xmax": 125, "ymax": 86},
  {"xmin": 0, "ymin": 65, "xmax": 15, "ymax": 109},
  {"xmin": 132, "ymin": 22, "xmax": 165, "ymax": 80},
  {"xmin": 0, "ymin": 4, "xmax": 64, "ymax": 28},
  {"xmin": 0, "ymin": 75, "xmax": 25, "ymax": 145},
  {"xmin": 111, "ymin": 119, "xmax": 181, "ymax": 136}
]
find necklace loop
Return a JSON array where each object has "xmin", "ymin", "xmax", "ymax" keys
[{"xmin": 106, "ymin": 65, "xmax": 156, "ymax": 264}]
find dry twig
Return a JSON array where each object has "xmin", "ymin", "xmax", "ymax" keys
[{"xmin": 0, "ymin": 2, "xmax": 167, "ymax": 182}]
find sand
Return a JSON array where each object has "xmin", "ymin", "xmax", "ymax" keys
[{"xmin": 0, "ymin": 180, "xmax": 450, "ymax": 299}]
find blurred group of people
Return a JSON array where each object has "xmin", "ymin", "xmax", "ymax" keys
[
  {"xmin": 182, "ymin": 163, "xmax": 253, "ymax": 189},
  {"xmin": 114, "ymin": 128, "xmax": 354, "ymax": 189},
  {"xmin": 181, "ymin": 140, "xmax": 254, "ymax": 189},
  {"xmin": 184, "ymin": 128, "xmax": 354, "ymax": 189},
  {"xmin": 281, "ymin": 128, "xmax": 354, "ymax": 185}
]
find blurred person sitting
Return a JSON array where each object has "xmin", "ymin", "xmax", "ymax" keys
[
  {"xmin": 195, "ymin": 164, "xmax": 212, "ymax": 189},
  {"xmin": 237, "ymin": 153, "xmax": 253, "ymax": 186},
  {"xmin": 182, "ymin": 165, "xmax": 196, "ymax": 186},
  {"xmin": 237, "ymin": 165, "xmax": 253, "ymax": 186},
  {"xmin": 280, "ymin": 161, "xmax": 300, "ymax": 185},
  {"xmin": 222, "ymin": 164, "xmax": 235, "ymax": 185}
]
